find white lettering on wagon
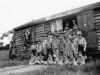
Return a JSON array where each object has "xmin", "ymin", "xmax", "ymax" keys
[{"xmin": 46, "ymin": 8, "xmax": 82, "ymax": 20}]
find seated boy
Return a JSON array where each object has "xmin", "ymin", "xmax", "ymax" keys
[
  {"xmin": 64, "ymin": 56, "xmax": 69, "ymax": 64},
  {"xmin": 33, "ymin": 53, "xmax": 41, "ymax": 64},
  {"xmin": 38, "ymin": 52, "xmax": 44, "ymax": 64},
  {"xmin": 68, "ymin": 54, "xmax": 77, "ymax": 65},
  {"xmin": 47, "ymin": 53, "xmax": 54, "ymax": 65},
  {"xmin": 53, "ymin": 51, "xmax": 59, "ymax": 64},
  {"xmin": 29, "ymin": 54, "xmax": 35, "ymax": 65},
  {"xmin": 77, "ymin": 51, "xmax": 85, "ymax": 65},
  {"xmin": 58, "ymin": 52, "xmax": 64, "ymax": 65}
]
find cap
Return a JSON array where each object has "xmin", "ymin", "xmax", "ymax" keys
[{"xmin": 77, "ymin": 31, "xmax": 82, "ymax": 35}]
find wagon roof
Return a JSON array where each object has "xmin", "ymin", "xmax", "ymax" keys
[{"xmin": 14, "ymin": 2, "xmax": 100, "ymax": 30}]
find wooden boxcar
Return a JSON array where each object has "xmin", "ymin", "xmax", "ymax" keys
[{"xmin": 12, "ymin": 2, "xmax": 100, "ymax": 58}]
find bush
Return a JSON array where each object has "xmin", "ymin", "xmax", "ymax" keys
[{"xmin": 82, "ymin": 59, "xmax": 100, "ymax": 75}]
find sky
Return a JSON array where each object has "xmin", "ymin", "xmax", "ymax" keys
[{"xmin": 0, "ymin": 0, "xmax": 100, "ymax": 45}]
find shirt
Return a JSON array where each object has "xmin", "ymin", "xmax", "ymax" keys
[
  {"xmin": 45, "ymin": 38, "xmax": 52, "ymax": 48},
  {"xmin": 37, "ymin": 43, "xmax": 43, "ymax": 52},
  {"xmin": 71, "ymin": 42, "xmax": 78, "ymax": 51},
  {"xmin": 78, "ymin": 37, "xmax": 87, "ymax": 45},
  {"xmin": 52, "ymin": 39, "xmax": 59, "ymax": 49},
  {"xmin": 30, "ymin": 44, "xmax": 37, "ymax": 50},
  {"xmin": 77, "ymin": 56, "xmax": 85, "ymax": 62},
  {"xmin": 59, "ymin": 41, "xmax": 65, "ymax": 52}
]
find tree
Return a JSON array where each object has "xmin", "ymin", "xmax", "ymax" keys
[{"xmin": 0, "ymin": 30, "xmax": 13, "ymax": 40}]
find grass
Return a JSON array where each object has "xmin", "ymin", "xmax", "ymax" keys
[
  {"xmin": 10, "ymin": 60, "xmax": 100, "ymax": 75},
  {"xmin": 0, "ymin": 50, "xmax": 29, "ymax": 68}
]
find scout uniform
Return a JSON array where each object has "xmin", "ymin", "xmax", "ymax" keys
[
  {"xmin": 69, "ymin": 55, "xmax": 77, "ymax": 65},
  {"xmin": 64, "ymin": 38, "xmax": 72, "ymax": 58},
  {"xmin": 58, "ymin": 52, "xmax": 64, "ymax": 65},
  {"xmin": 70, "ymin": 36, "xmax": 78, "ymax": 57},
  {"xmin": 30, "ymin": 43, "xmax": 37, "ymax": 56},
  {"xmin": 29, "ymin": 54, "xmax": 36, "ymax": 65},
  {"xmin": 77, "ymin": 52, "xmax": 85, "ymax": 65},
  {"xmin": 34, "ymin": 54, "xmax": 41, "ymax": 64},
  {"xmin": 53, "ymin": 54, "xmax": 59, "ymax": 64},
  {"xmin": 59, "ymin": 37, "xmax": 66, "ymax": 53},
  {"xmin": 45, "ymin": 36, "xmax": 53, "ymax": 61},
  {"xmin": 37, "ymin": 42, "xmax": 43, "ymax": 53},
  {"xmin": 38, "ymin": 52, "xmax": 44, "ymax": 64},
  {"xmin": 52, "ymin": 37, "xmax": 60, "ymax": 55},
  {"xmin": 77, "ymin": 32, "xmax": 87, "ymax": 56},
  {"xmin": 64, "ymin": 57, "xmax": 69, "ymax": 64},
  {"xmin": 42, "ymin": 39, "xmax": 47, "ymax": 55},
  {"xmin": 47, "ymin": 54, "xmax": 54, "ymax": 65}
]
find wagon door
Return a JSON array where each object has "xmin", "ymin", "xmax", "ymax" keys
[
  {"xmin": 77, "ymin": 10, "xmax": 95, "ymax": 31},
  {"xmin": 77, "ymin": 10, "xmax": 97, "ymax": 48}
]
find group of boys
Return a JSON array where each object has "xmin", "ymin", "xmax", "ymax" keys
[{"xmin": 29, "ymin": 20, "xmax": 87, "ymax": 65}]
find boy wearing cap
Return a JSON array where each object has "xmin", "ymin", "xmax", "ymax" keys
[{"xmin": 77, "ymin": 32, "xmax": 87, "ymax": 58}]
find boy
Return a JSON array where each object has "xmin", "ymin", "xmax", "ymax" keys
[
  {"xmin": 63, "ymin": 54, "xmax": 69, "ymax": 64},
  {"xmin": 68, "ymin": 54, "xmax": 77, "ymax": 65},
  {"xmin": 47, "ymin": 53, "xmax": 54, "ymax": 65},
  {"xmin": 58, "ymin": 52, "xmax": 64, "ymax": 65},
  {"xmin": 30, "ymin": 42, "xmax": 37, "ymax": 56},
  {"xmin": 77, "ymin": 51, "xmax": 85, "ymax": 65},
  {"xmin": 38, "ymin": 52, "xmax": 44, "ymax": 64},
  {"xmin": 29, "ymin": 53, "xmax": 36, "ymax": 65},
  {"xmin": 70, "ymin": 36, "xmax": 78, "ymax": 58},
  {"xmin": 53, "ymin": 50, "xmax": 59, "ymax": 64},
  {"xmin": 45, "ymin": 35, "xmax": 53, "ymax": 60},
  {"xmin": 77, "ymin": 32, "xmax": 87, "ymax": 58},
  {"xmin": 33, "ymin": 53, "xmax": 41, "ymax": 64}
]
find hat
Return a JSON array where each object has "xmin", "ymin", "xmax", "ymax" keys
[{"xmin": 77, "ymin": 31, "xmax": 82, "ymax": 35}]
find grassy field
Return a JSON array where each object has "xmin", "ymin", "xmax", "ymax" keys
[
  {"xmin": 11, "ymin": 60, "xmax": 100, "ymax": 75},
  {"xmin": 0, "ymin": 50, "xmax": 100, "ymax": 75},
  {"xmin": 0, "ymin": 50, "xmax": 29, "ymax": 68}
]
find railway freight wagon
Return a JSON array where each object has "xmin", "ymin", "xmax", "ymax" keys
[{"xmin": 12, "ymin": 2, "xmax": 100, "ymax": 58}]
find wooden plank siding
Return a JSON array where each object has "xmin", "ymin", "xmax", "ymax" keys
[
  {"xmin": 94, "ymin": 9, "xmax": 100, "ymax": 50},
  {"xmin": 14, "ymin": 30, "xmax": 23, "ymax": 54},
  {"xmin": 14, "ymin": 22, "xmax": 51, "ymax": 55}
]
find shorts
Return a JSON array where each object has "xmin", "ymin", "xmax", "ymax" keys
[{"xmin": 78, "ymin": 45, "xmax": 86, "ymax": 56}]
